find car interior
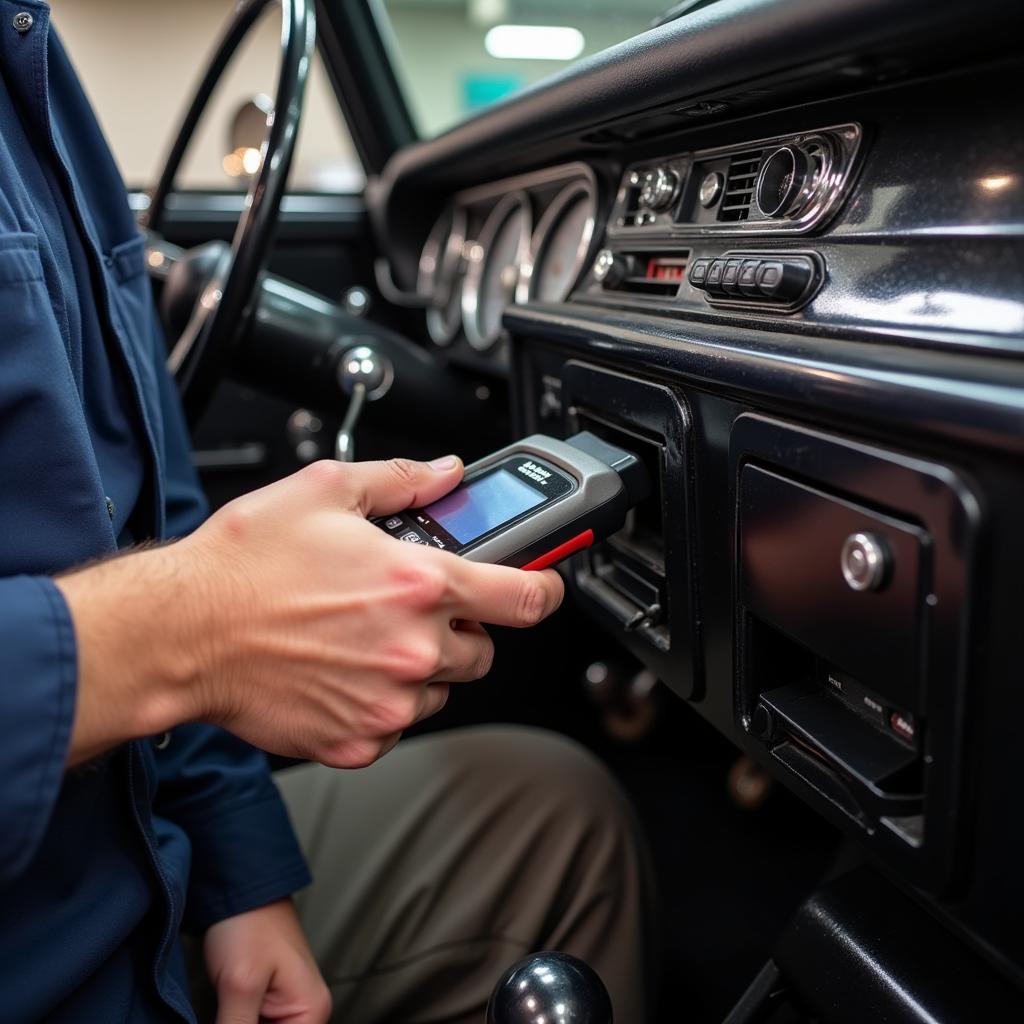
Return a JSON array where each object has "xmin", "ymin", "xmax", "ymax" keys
[{"xmin": 55, "ymin": 0, "xmax": 1024, "ymax": 1019}]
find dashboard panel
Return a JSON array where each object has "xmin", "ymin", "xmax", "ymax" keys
[
  {"xmin": 369, "ymin": 0, "xmax": 1024, "ymax": 1012},
  {"xmin": 413, "ymin": 164, "xmax": 600, "ymax": 371}
]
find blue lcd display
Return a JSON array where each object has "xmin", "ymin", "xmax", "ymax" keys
[{"xmin": 424, "ymin": 468, "xmax": 546, "ymax": 545}]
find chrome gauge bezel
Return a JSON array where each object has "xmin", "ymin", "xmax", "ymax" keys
[
  {"xmin": 419, "ymin": 205, "xmax": 468, "ymax": 346},
  {"xmin": 425, "ymin": 281, "xmax": 464, "ymax": 347},
  {"xmin": 462, "ymin": 190, "xmax": 532, "ymax": 352},
  {"xmin": 519, "ymin": 178, "xmax": 598, "ymax": 305}
]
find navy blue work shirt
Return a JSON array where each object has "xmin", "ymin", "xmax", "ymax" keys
[{"xmin": 0, "ymin": 4, "xmax": 311, "ymax": 1020}]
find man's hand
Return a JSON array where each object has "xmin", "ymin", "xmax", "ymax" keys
[
  {"xmin": 59, "ymin": 456, "xmax": 564, "ymax": 765},
  {"xmin": 203, "ymin": 899, "xmax": 330, "ymax": 1024}
]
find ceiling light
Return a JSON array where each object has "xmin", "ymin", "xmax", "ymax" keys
[
  {"xmin": 484, "ymin": 25, "xmax": 585, "ymax": 61},
  {"xmin": 979, "ymin": 174, "xmax": 1014, "ymax": 193}
]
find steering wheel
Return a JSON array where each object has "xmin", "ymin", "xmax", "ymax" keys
[{"xmin": 143, "ymin": 0, "xmax": 315, "ymax": 426}]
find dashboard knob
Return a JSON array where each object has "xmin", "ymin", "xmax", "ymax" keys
[
  {"xmin": 755, "ymin": 145, "xmax": 812, "ymax": 218},
  {"xmin": 841, "ymin": 531, "xmax": 889, "ymax": 592},
  {"xmin": 639, "ymin": 166, "xmax": 680, "ymax": 211},
  {"xmin": 592, "ymin": 248, "xmax": 630, "ymax": 287}
]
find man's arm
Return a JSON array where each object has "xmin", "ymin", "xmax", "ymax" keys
[{"xmin": 56, "ymin": 455, "xmax": 564, "ymax": 767}]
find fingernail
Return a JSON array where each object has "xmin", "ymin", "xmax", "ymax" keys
[{"xmin": 429, "ymin": 455, "xmax": 459, "ymax": 471}]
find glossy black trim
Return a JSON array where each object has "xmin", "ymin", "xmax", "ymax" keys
[
  {"xmin": 507, "ymin": 303, "xmax": 1024, "ymax": 456},
  {"xmin": 774, "ymin": 869, "xmax": 1023, "ymax": 1022}
]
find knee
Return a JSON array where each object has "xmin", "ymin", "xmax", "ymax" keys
[{"xmin": 453, "ymin": 725, "xmax": 645, "ymax": 857}]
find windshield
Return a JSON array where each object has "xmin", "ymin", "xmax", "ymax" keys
[{"xmin": 374, "ymin": 0, "xmax": 671, "ymax": 138}]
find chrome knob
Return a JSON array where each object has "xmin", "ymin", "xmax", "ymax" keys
[
  {"xmin": 840, "ymin": 532, "xmax": 889, "ymax": 592},
  {"xmin": 486, "ymin": 952, "xmax": 612, "ymax": 1024},
  {"xmin": 337, "ymin": 344, "xmax": 393, "ymax": 400},
  {"xmin": 334, "ymin": 344, "xmax": 394, "ymax": 462},
  {"xmin": 699, "ymin": 170, "xmax": 723, "ymax": 208},
  {"xmin": 592, "ymin": 248, "xmax": 628, "ymax": 288},
  {"xmin": 639, "ymin": 166, "xmax": 680, "ymax": 211}
]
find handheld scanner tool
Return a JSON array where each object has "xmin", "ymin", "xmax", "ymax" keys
[{"xmin": 374, "ymin": 431, "xmax": 650, "ymax": 570}]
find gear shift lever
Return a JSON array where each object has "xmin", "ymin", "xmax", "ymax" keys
[
  {"xmin": 486, "ymin": 952, "xmax": 613, "ymax": 1024},
  {"xmin": 334, "ymin": 343, "xmax": 393, "ymax": 461}
]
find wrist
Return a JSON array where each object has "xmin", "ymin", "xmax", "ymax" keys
[{"xmin": 58, "ymin": 542, "xmax": 218, "ymax": 763}]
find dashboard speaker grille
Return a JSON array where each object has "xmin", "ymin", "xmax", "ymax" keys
[{"xmin": 718, "ymin": 148, "xmax": 766, "ymax": 221}]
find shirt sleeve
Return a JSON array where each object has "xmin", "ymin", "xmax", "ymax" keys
[
  {"xmin": 153, "ymin": 725, "xmax": 312, "ymax": 933},
  {"xmin": 0, "ymin": 575, "xmax": 77, "ymax": 884}
]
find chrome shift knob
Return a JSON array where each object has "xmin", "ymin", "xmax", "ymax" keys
[
  {"xmin": 334, "ymin": 343, "xmax": 394, "ymax": 462},
  {"xmin": 486, "ymin": 952, "xmax": 613, "ymax": 1024},
  {"xmin": 337, "ymin": 344, "xmax": 393, "ymax": 400}
]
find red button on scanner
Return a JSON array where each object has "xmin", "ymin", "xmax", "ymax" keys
[{"xmin": 521, "ymin": 530, "xmax": 595, "ymax": 572}]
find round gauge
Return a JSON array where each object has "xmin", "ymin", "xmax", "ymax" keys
[
  {"xmin": 525, "ymin": 182, "xmax": 597, "ymax": 304},
  {"xmin": 463, "ymin": 192, "xmax": 531, "ymax": 351},
  {"xmin": 426, "ymin": 276, "xmax": 463, "ymax": 346},
  {"xmin": 419, "ymin": 205, "xmax": 467, "ymax": 346}
]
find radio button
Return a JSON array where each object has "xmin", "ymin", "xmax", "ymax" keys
[
  {"xmin": 756, "ymin": 258, "xmax": 814, "ymax": 302},
  {"xmin": 689, "ymin": 258, "xmax": 710, "ymax": 286},
  {"xmin": 705, "ymin": 259, "xmax": 726, "ymax": 291},
  {"xmin": 722, "ymin": 259, "xmax": 743, "ymax": 293},
  {"xmin": 738, "ymin": 259, "xmax": 761, "ymax": 296}
]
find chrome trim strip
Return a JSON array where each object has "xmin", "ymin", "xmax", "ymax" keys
[{"xmin": 129, "ymin": 190, "xmax": 366, "ymax": 219}]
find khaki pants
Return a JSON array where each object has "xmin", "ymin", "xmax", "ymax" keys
[{"xmin": 192, "ymin": 726, "xmax": 656, "ymax": 1023}]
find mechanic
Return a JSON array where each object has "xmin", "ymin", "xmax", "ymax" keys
[{"xmin": 0, "ymin": 8, "xmax": 653, "ymax": 1024}]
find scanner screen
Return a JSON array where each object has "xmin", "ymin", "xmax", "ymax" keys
[{"xmin": 424, "ymin": 468, "xmax": 546, "ymax": 544}]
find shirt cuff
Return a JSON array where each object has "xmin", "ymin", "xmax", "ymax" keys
[
  {"xmin": 180, "ymin": 791, "xmax": 312, "ymax": 932},
  {"xmin": 0, "ymin": 576, "xmax": 77, "ymax": 882}
]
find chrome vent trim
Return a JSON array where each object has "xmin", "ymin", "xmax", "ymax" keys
[{"xmin": 608, "ymin": 122, "xmax": 863, "ymax": 238}]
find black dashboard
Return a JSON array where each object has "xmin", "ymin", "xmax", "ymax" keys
[{"xmin": 368, "ymin": 0, "xmax": 1024, "ymax": 1015}]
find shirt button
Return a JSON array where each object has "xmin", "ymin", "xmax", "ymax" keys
[
  {"xmin": 153, "ymin": 731, "xmax": 172, "ymax": 751},
  {"xmin": 13, "ymin": 12, "xmax": 33, "ymax": 33},
  {"xmin": 105, "ymin": 496, "xmax": 116, "ymax": 520}
]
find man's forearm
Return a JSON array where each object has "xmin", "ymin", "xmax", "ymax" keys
[{"xmin": 56, "ymin": 543, "xmax": 211, "ymax": 766}]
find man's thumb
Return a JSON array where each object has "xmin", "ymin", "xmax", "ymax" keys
[{"xmin": 345, "ymin": 455, "xmax": 464, "ymax": 517}]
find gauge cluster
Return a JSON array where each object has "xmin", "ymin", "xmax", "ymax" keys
[{"xmin": 415, "ymin": 164, "xmax": 599, "ymax": 367}]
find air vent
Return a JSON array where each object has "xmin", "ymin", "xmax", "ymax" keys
[{"xmin": 717, "ymin": 148, "xmax": 766, "ymax": 222}]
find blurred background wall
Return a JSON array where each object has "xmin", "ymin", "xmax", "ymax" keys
[{"xmin": 51, "ymin": 0, "xmax": 662, "ymax": 192}]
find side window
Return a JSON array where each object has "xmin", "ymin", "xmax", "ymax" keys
[{"xmin": 52, "ymin": 1, "xmax": 364, "ymax": 193}]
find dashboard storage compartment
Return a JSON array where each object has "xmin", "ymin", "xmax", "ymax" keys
[
  {"xmin": 731, "ymin": 415, "xmax": 978, "ymax": 889},
  {"xmin": 740, "ymin": 465, "xmax": 927, "ymax": 709}
]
